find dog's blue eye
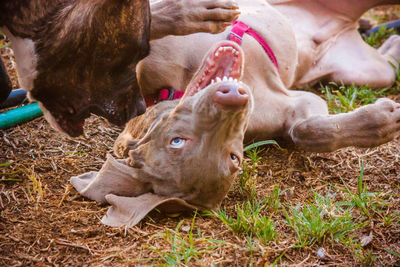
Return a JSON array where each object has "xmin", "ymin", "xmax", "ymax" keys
[
  {"xmin": 231, "ymin": 153, "xmax": 239, "ymax": 165},
  {"xmin": 170, "ymin": 137, "xmax": 186, "ymax": 148}
]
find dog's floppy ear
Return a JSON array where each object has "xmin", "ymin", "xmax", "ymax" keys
[
  {"xmin": 102, "ymin": 193, "xmax": 198, "ymax": 227},
  {"xmin": 70, "ymin": 154, "xmax": 151, "ymax": 203}
]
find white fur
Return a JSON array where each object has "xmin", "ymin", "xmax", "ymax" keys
[{"xmin": 1, "ymin": 27, "xmax": 38, "ymax": 92}]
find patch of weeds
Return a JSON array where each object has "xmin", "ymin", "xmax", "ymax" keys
[
  {"xmin": 147, "ymin": 213, "xmax": 228, "ymax": 266},
  {"xmin": 389, "ymin": 61, "xmax": 400, "ymax": 88},
  {"xmin": 284, "ymin": 188, "xmax": 362, "ymax": 248},
  {"xmin": 363, "ymin": 26, "xmax": 398, "ymax": 48},
  {"xmin": 239, "ymin": 161, "xmax": 258, "ymax": 201},
  {"xmin": 214, "ymin": 199, "xmax": 277, "ymax": 245},
  {"xmin": 382, "ymin": 212, "xmax": 400, "ymax": 227},
  {"xmin": 240, "ymin": 147, "xmax": 263, "ymax": 201},
  {"xmin": 27, "ymin": 172, "xmax": 44, "ymax": 202},
  {"xmin": 321, "ymin": 83, "xmax": 394, "ymax": 114},
  {"xmin": 242, "ymin": 236, "xmax": 258, "ymax": 267},
  {"xmin": 340, "ymin": 162, "xmax": 388, "ymax": 218},
  {"xmin": 265, "ymin": 185, "xmax": 284, "ymax": 212},
  {"xmin": 355, "ymin": 248, "xmax": 376, "ymax": 266},
  {"xmin": 239, "ymin": 140, "xmax": 279, "ymax": 201}
]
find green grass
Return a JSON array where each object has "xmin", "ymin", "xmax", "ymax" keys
[
  {"xmin": 214, "ymin": 199, "xmax": 278, "ymax": 245},
  {"xmin": 363, "ymin": 25, "xmax": 398, "ymax": 48},
  {"xmin": 339, "ymin": 162, "xmax": 388, "ymax": 218},
  {"xmin": 283, "ymin": 188, "xmax": 362, "ymax": 248},
  {"xmin": 321, "ymin": 83, "xmax": 398, "ymax": 114},
  {"xmin": 239, "ymin": 141, "xmax": 279, "ymax": 200},
  {"xmin": 147, "ymin": 213, "xmax": 229, "ymax": 266}
]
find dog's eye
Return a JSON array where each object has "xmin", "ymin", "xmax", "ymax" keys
[
  {"xmin": 170, "ymin": 137, "xmax": 186, "ymax": 148},
  {"xmin": 230, "ymin": 153, "xmax": 239, "ymax": 165}
]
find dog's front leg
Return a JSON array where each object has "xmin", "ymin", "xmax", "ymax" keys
[
  {"xmin": 150, "ymin": 0, "xmax": 240, "ymax": 40},
  {"xmin": 289, "ymin": 99, "xmax": 400, "ymax": 152}
]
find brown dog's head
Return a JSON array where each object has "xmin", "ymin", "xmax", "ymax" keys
[
  {"xmin": 122, "ymin": 41, "xmax": 254, "ymax": 209},
  {"xmin": 15, "ymin": 0, "xmax": 150, "ymax": 136}
]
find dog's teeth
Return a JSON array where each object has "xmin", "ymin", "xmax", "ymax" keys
[
  {"xmin": 223, "ymin": 76, "xmax": 228, "ymax": 82},
  {"xmin": 216, "ymin": 77, "xmax": 222, "ymax": 83},
  {"xmin": 215, "ymin": 51, "xmax": 219, "ymax": 57},
  {"xmin": 232, "ymin": 49, "xmax": 236, "ymax": 54},
  {"xmin": 234, "ymin": 79, "xmax": 238, "ymax": 83},
  {"xmin": 235, "ymin": 51, "xmax": 239, "ymax": 56},
  {"xmin": 211, "ymin": 79, "xmax": 215, "ymax": 84},
  {"xmin": 228, "ymin": 77, "xmax": 233, "ymax": 82}
]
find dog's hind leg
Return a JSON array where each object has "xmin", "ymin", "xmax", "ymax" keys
[
  {"xmin": 288, "ymin": 94, "xmax": 400, "ymax": 152},
  {"xmin": 305, "ymin": 30, "xmax": 397, "ymax": 89}
]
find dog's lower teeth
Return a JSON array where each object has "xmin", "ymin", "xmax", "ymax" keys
[
  {"xmin": 216, "ymin": 77, "xmax": 222, "ymax": 82},
  {"xmin": 229, "ymin": 77, "xmax": 233, "ymax": 82}
]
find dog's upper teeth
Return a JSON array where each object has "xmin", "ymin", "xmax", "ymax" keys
[
  {"xmin": 211, "ymin": 79, "xmax": 215, "ymax": 84},
  {"xmin": 216, "ymin": 77, "xmax": 222, "ymax": 83},
  {"xmin": 228, "ymin": 77, "xmax": 233, "ymax": 82},
  {"xmin": 235, "ymin": 51, "xmax": 239, "ymax": 55},
  {"xmin": 223, "ymin": 76, "xmax": 228, "ymax": 82},
  {"xmin": 215, "ymin": 51, "xmax": 219, "ymax": 57}
]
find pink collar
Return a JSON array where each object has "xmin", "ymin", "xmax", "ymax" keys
[
  {"xmin": 144, "ymin": 88, "xmax": 184, "ymax": 107},
  {"xmin": 228, "ymin": 20, "xmax": 278, "ymax": 69},
  {"xmin": 144, "ymin": 21, "xmax": 278, "ymax": 107}
]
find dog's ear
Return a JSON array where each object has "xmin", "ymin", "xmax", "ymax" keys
[
  {"xmin": 102, "ymin": 193, "xmax": 198, "ymax": 228},
  {"xmin": 70, "ymin": 154, "xmax": 152, "ymax": 203}
]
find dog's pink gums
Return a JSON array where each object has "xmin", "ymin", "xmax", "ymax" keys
[{"xmin": 186, "ymin": 41, "xmax": 244, "ymax": 97}]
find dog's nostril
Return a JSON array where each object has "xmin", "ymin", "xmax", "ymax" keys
[{"xmin": 238, "ymin": 87, "xmax": 247, "ymax": 96}]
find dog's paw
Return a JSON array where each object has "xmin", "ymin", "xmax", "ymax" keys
[
  {"xmin": 379, "ymin": 35, "xmax": 400, "ymax": 60},
  {"xmin": 114, "ymin": 132, "xmax": 137, "ymax": 158},
  {"xmin": 151, "ymin": 0, "xmax": 240, "ymax": 39},
  {"xmin": 355, "ymin": 98, "xmax": 400, "ymax": 146}
]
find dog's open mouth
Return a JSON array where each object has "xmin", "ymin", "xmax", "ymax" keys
[{"xmin": 185, "ymin": 41, "xmax": 244, "ymax": 97}]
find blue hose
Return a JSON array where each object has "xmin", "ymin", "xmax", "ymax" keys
[{"xmin": 366, "ymin": 20, "xmax": 400, "ymax": 36}]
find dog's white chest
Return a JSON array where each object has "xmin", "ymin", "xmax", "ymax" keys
[{"xmin": 1, "ymin": 27, "xmax": 38, "ymax": 92}]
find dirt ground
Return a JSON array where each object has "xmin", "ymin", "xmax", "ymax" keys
[{"xmin": 1, "ymin": 6, "xmax": 400, "ymax": 267}]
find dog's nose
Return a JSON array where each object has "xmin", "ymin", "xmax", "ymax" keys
[{"xmin": 214, "ymin": 83, "xmax": 249, "ymax": 108}]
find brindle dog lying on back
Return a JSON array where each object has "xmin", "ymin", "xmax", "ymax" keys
[
  {"xmin": 71, "ymin": 41, "xmax": 253, "ymax": 227},
  {"xmin": 0, "ymin": 0, "xmax": 240, "ymax": 136}
]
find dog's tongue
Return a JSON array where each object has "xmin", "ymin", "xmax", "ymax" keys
[{"xmin": 185, "ymin": 41, "xmax": 244, "ymax": 98}]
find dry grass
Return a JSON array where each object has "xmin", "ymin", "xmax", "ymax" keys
[{"xmin": 1, "ymin": 6, "xmax": 400, "ymax": 266}]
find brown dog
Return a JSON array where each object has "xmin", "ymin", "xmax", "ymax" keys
[
  {"xmin": 71, "ymin": 41, "xmax": 253, "ymax": 227},
  {"xmin": 0, "ymin": 0, "xmax": 239, "ymax": 136}
]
